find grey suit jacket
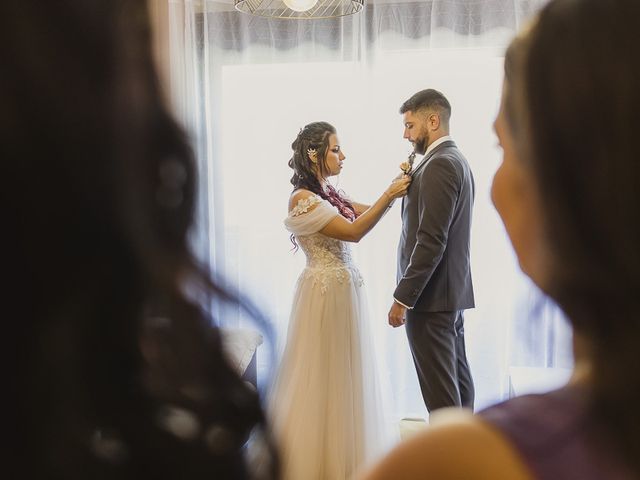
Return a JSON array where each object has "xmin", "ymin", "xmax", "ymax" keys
[{"xmin": 394, "ymin": 140, "xmax": 475, "ymax": 312}]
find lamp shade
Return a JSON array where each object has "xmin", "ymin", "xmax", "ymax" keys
[
  {"xmin": 282, "ymin": 0, "xmax": 318, "ymax": 12},
  {"xmin": 234, "ymin": 0, "xmax": 364, "ymax": 19}
]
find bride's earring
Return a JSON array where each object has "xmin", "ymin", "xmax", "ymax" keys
[{"xmin": 307, "ymin": 148, "xmax": 318, "ymax": 164}]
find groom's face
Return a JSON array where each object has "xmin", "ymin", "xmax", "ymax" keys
[{"xmin": 402, "ymin": 110, "xmax": 430, "ymax": 155}]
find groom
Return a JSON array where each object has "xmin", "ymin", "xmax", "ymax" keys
[{"xmin": 388, "ymin": 89, "xmax": 475, "ymax": 414}]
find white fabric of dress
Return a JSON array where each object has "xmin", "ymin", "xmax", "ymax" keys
[{"xmin": 270, "ymin": 195, "xmax": 390, "ymax": 480}]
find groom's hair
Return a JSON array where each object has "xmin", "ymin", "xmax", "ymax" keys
[{"xmin": 400, "ymin": 89, "xmax": 451, "ymax": 127}]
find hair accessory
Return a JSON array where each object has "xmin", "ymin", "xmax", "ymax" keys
[{"xmin": 307, "ymin": 148, "xmax": 318, "ymax": 163}]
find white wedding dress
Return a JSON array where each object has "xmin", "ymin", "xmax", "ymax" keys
[{"xmin": 270, "ymin": 195, "xmax": 391, "ymax": 480}]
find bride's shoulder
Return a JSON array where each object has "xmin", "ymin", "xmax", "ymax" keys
[{"xmin": 288, "ymin": 189, "xmax": 322, "ymax": 216}]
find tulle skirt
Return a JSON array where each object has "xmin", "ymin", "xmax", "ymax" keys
[{"xmin": 269, "ymin": 266, "xmax": 392, "ymax": 480}]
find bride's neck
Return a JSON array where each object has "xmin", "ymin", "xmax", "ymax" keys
[{"xmin": 317, "ymin": 176, "xmax": 330, "ymax": 193}]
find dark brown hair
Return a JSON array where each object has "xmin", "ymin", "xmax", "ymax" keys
[
  {"xmin": 1, "ymin": 1, "xmax": 278, "ymax": 478},
  {"xmin": 505, "ymin": 0, "xmax": 640, "ymax": 471},
  {"xmin": 288, "ymin": 121, "xmax": 356, "ymax": 247},
  {"xmin": 399, "ymin": 88, "xmax": 451, "ymax": 126}
]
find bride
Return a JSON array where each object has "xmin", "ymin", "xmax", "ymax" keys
[{"xmin": 270, "ymin": 122, "xmax": 411, "ymax": 479}]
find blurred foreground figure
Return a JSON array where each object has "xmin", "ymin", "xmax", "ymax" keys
[
  {"xmin": 362, "ymin": 0, "xmax": 640, "ymax": 478},
  {"xmin": 1, "ymin": 1, "xmax": 278, "ymax": 478}
]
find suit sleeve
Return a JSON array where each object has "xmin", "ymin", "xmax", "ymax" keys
[{"xmin": 393, "ymin": 156, "xmax": 459, "ymax": 308}]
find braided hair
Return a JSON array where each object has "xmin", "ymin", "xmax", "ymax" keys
[{"xmin": 288, "ymin": 122, "xmax": 357, "ymax": 227}]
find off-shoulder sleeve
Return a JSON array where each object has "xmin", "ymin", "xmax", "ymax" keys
[{"xmin": 284, "ymin": 196, "xmax": 340, "ymax": 236}]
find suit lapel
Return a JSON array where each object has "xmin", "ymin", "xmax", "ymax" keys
[
  {"xmin": 411, "ymin": 140, "xmax": 455, "ymax": 178},
  {"xmin": 402, "ymin": 141, "xmax": 455, "ymax": 216}
]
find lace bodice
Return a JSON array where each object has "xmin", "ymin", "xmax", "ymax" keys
[
  {"xmin": 296, "ymin": 233, "xmax": 355, "ymax": 269},
  {"xmin": 285, "ymin": 195, "xmax": 364, "ymax": 293}
]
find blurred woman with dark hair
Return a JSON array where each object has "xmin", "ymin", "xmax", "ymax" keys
[
  {"xmin": 2, "ymin": 1, "xmax": 278, "ymax": 478},
  {"xmin": 362, "ymin": 0, "xmax": 640, "ymax": 478}
]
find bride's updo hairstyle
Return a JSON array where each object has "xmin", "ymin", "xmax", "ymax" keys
[{"xmin": 288, "ymin": 121, "xmax": 356, "ymax": 222}]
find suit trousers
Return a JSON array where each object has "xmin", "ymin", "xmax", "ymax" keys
[{"xmin": 405, "ymin": 309, "xmax": 474, "ymax": 415}]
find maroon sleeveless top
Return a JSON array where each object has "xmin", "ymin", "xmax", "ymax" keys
[{"xmin": 479, "ymin": 386, "xmax": 634, "ymax": 479}]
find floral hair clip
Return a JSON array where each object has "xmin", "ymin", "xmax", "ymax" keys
[{"xmin": 307, "ymin": 148, "xmax": 318, "ymax": 163}]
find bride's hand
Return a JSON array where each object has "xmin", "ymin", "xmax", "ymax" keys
[{"xmin": 385, "ymin": 175, "xmax": 411, "ymax": 200}]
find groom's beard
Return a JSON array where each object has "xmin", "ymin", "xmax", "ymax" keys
[
  {"xmin": 413, "ymin": 131, "xmax": 429, "ymax": 155},
  {"xmin": 413, "ymin": 136, "xmax": 429, "ymax": 155}
]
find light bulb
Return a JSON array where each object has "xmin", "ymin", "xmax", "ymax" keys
[{"xmin": 283, "ymin": 0, "xmax": 318, "ymax": 12}]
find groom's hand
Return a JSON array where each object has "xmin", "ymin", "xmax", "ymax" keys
[{"xmin": 388, "ymin": 301, "xmax": 407, "ymax": 328}]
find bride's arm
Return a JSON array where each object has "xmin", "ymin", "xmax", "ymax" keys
[
  {"xmin": 319, "ymin": 177, "xmax": 410, "ymax": 243},
  {"xmin": 349, "ymin": 169, "xmax": 407, "ymax": 216}
]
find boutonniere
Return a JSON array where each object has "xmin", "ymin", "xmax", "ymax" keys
[{"xmin": 399, "ymin": 151, "xmax": 417, "ymax": 175}]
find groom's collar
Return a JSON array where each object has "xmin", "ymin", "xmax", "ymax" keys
[
  {"xmin": 412, "ymin": 136, "xmax": 454, "ymax": 175},
  {"xmin": 424, "ymin": 135, "xmax": 452, "ymax": 157}
]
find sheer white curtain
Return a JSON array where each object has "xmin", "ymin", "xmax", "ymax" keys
[{"xmin": 151, "ymin": 0, "xmax": 571, "ymax": 419}]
